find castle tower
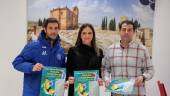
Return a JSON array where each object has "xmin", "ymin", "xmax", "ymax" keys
[
  {"xmin": 50, "ymin": 6, "xmax": 79, "ymax": 30},
  {"xmin": 73, "ymin": 6, "xmax": 79, "ymax": 28},
  {"xmin": 119, "ymin": 16, "xmax": 128, "ymax": 23}
]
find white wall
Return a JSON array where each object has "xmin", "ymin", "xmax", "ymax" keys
[
  {"xmin": 0, "ymin": 0, "xmax": 169, "ymax": 96},
  {"xmin": 0, "ymin": 0, "xmax": 26, "ymax": 95},
  {"xmin": 146, "ymin": 0, "xmax": 170, "ymax": 95}
]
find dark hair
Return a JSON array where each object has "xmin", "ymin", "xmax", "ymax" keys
[
  {"xmin": 119, "ymin": 20, "xmax": 136, "ymax": 31},
  {"xmin": 75, "ymin": 23, "xmax": 100, "ymax": 56},
  {"xmin": 43, "ymin": 18, "xmax": 59, "ymax": 29}
]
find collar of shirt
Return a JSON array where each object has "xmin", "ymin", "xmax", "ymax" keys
[{"xmin": 119, "ymin": 40, "xmax": 135, "ymax": 49}]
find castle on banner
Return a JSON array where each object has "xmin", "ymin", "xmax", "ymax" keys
[{"xmin": 50, "ymin": 6, "xmax": 79, "ymax": 30}]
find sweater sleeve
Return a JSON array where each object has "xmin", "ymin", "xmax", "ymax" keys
[
  {"xmin": 12, "ymin": 43, "xmax": 37, "ymax": 74},
  {"xmin": 66, "ymin": 47, "xmax": 74, "ymax": 80}
]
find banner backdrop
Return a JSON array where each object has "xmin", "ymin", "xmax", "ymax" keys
[{"xmin": 27, "ymin": 0, "xmax": 155, "ymax": 56}]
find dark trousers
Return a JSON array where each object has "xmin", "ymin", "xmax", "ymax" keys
[{"xmin": 68, "ymin": 84, "xmax": 74, "ymax": 96}]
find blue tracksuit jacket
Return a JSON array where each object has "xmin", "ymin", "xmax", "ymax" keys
[{"xmin": 12, "ymin": 31, "xmax": 66, "ymax": 96}]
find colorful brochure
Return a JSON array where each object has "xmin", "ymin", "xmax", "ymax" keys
[
  {"xmin": 74, "ymin": 70, "xmax": 99, "ymax": 96},
  {"xmin": 40, "ymin": 66, "xmax": 66, "ymax": 96},
  {"xmin": 106, "ymin": 78, "xmax": 135, "ymax": 95}
]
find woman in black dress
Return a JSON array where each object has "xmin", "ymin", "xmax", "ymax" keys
[{"xmin": 66, "ymin": 23, "xmax": 103, "ymax": 96}]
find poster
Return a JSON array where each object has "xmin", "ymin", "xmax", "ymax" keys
[
  {"xmin": 106, "ymin": 78, "xmax": 135, "ymax": 95},
  {"xmin": 74, "ymin": 70, "xmax": 99, "ymax": 96},
  {"xmin": 40, "ymin": 67, "xmax": 66, "ymax": 96},
  {"xmin": 27, "ymin": 0, "xmax": 155, "ymax": 56}
]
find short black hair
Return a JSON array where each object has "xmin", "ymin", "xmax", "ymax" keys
[
  {"xmin": 43, "ymin": 18, "xmax": 59, "ymax": 29},
  {"xmin": 119, "ymin": 20, "xmax": 136, "ymax": 31}
]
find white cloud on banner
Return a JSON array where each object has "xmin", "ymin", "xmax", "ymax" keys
[
  {"xmin": 27, "ymin": 0, "xmax": 154, "ymax": 28},
  {"xmin": 72, "ymin": 0, "xmax": 115, "ymax": 26},
  {"xmin": 29, "ymin": 0, "xmax": 51, "ymax": 9},
  {"xmin": 132, "ymin": 3, "xmax": 154, "ymax": 28}
]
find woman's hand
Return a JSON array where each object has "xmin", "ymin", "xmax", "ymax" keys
[
  {"xmin": 98, "ymin": 78, "xmax": 104, "ymax": 86},
  {"xmin": 68, "ymin": 76, "xmax": 75, "ymax": 84},
  {"xmin": 64, "ymin": 81, "xmax": 69, "ymax": 89}
]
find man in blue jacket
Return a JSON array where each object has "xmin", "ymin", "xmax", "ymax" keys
[{"xmin": 12, "ymin": 18, "xmax": 66, "ymax": 96}]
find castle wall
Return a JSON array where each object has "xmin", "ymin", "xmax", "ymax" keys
[{"xmin": 50, "ymin": 7, "xmax": 78, "ymax": 30}]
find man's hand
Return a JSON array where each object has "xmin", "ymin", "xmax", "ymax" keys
[
  {"xmin": 104, "ymin": 80, "xmax": 110, "ymax": 87},
  {"xmin": 135, "ymin": 75, "xmax": 144, "ymax": 86},
  {"xmin": 32, "ymin": 63, "xmax": 43, "ymax": 71}
]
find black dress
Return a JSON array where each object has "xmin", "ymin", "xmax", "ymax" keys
[{"xmin": 66, "ymin": 44, "xmax": 103, "ymax": 96}]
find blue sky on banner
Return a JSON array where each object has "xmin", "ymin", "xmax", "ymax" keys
[{"xmin": 28, "ymin": 0, "xmax": 154, "ymax": 28}]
